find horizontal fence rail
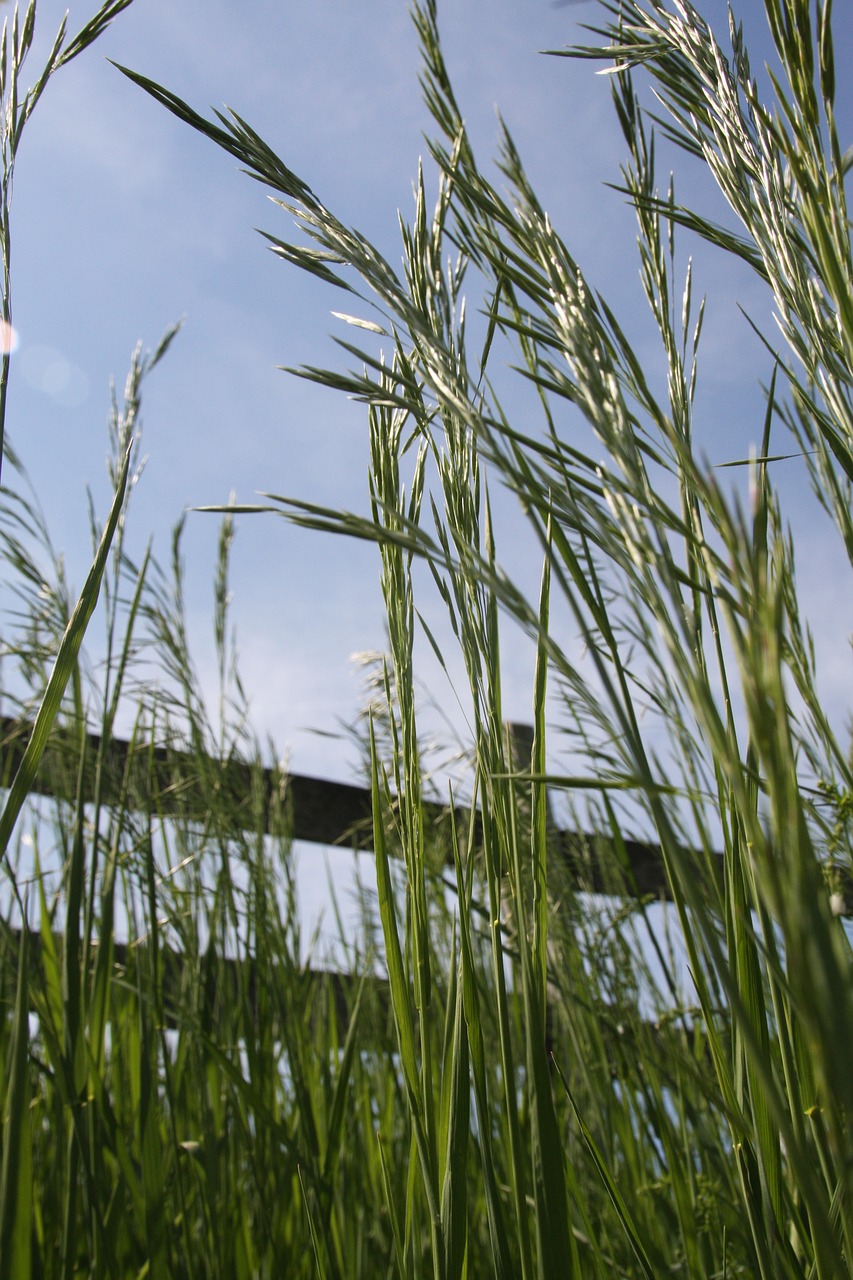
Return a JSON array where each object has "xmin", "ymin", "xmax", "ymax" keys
[
  {"xmin": 1, "ymin": 713, "xmax": 850, "ymax": 1044},
  {"xmin": 3, "ymin": 713, "xmax": 851, "ymax": 906},
  {"xmin": 0, "ymin": 714, "xmax": 718, "ymax": 897}
]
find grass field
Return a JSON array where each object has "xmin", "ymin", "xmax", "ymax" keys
[{"xmin": 2, "ymin": 0, "xmax": 853, "ymax": 1274}]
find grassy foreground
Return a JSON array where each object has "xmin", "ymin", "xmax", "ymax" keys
[{"xmin": 3, "ymin": 0, "xmax": 853, "ymax": 1275}]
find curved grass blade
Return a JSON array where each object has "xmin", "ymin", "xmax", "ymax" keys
[
  {"xmin": 553, "ymin": 1056, "xmax": 657, "ymax": 1280},
  {"xmin": 0, "ymin": 441, "xmax": 132, "ymax": 858}
]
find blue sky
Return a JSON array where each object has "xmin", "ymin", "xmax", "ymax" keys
[{"xmin": 5, "ymin": 0, "xmax": 852, "ymax": 796}]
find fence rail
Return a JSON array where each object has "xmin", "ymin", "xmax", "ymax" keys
[
  {"xmin": 2, "ymin": 714, "xmax": 727, "ymax": 898},
  {"xmin": 1, "ymin": 713, "xmax": 850, "ymax": 1040}
]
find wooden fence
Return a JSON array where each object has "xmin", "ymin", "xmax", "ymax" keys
[
  {"xmin": 0, "ymin": 715, "xmax": 712, "ymax": 896},
  {"xmin": 1, "ymin": 713, "xmax": 850, "ymax": 1034}
]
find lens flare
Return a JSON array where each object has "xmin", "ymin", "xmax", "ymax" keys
[{"xmin": 0, "ymin": 320, "xmax": 19, "ymax": 355}]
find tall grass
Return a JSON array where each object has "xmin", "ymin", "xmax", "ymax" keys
[{"xmin": 3, "ymin": 0, "xmax": 852, "ymax": 1274}]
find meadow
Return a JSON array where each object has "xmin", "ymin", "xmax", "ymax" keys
[{"xmin": 1, "ymin": 0, "xmax": 852, "ymax": 1275}]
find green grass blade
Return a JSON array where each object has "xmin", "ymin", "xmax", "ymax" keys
[
  {"xmin": 0, "ymin": 919, "xmax": 33, "ymax": 1277},
  {"xmin": 553, "ymin": 1058, "xmax": 657, "ymax": 1280},
  {"xmin": 439, "ymin": 935, "xmax": 469, "ymax": 1280},
  {"xmin": 0, "ymin": 442, "xmax": 132, "ymax": 858},
  {"xmin": 322, "ymin": 973, "xmax": 366, "ymax": 1182}
]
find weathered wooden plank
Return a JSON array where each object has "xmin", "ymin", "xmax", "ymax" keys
[{"xmin": 1, "ymin": 714, "xmax": 850, "ymax": 913}]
